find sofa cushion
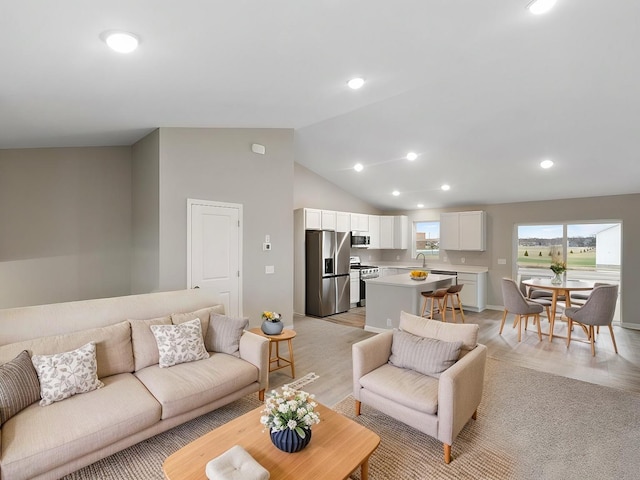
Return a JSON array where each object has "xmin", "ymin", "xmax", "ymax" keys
[
  {"xmin": 359, "ymin": 363, "xmax": 439, "ymax": 415},
  {"xmin": 207, "ymin": 314, "xmax": 249, "ymax": 357},
  {"xmin": 150, "ymin": 318, "xmax": 210, "ymax": 368},
  {"xmin": 0, "ymin": 320, "xmax": 134, "ymax": 378},
  {"xmin": 0, "ymin": 373, "xmax": 161, "ymax": 480},
  {"xmin": 400, "ymin": 311, "xmax": 479, "ymax": 351},
  {"xmin": 0, "ymin": 350, "xmax": 41, "ymax": 426},
  {"xmin": 129, "ymin": 316, "xmax": 172, "ymax": 371},
  {"xmin": 135, "ymin": 353, "xmax": 258, "ymax": 419},
  {"xmin": 171, "ymin": 306, "xmax": 223, "ymax": 343},
  {"xmin": 31, "ymin": 342, "xmax": 104, "ymax": 406},
  {"xmin": 389, "ymin": 330, "xmax": 462, "ymax": 377}
]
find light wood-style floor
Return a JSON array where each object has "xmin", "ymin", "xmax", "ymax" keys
[{"xmin": 269, "ymin": 307, "xmax": 640, "ymax": 407}]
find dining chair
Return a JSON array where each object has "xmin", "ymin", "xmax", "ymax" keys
[
  {"xmin": 565, "ymin": 284, "xmax": 619, "ymax": 356},
  {"xmin": 444, "ymin": 284, "xmax": 466, "ymax": 323},
  {"xmin": 569, "ymin": 282, "xmax": 609, "ymax": 306},
  {"xmin": 500, "ymin": 278, "xmax": 543, "ymax": 342}
]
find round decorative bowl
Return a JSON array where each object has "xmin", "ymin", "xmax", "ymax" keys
[
  {"xmin": 409, "ymin": 271, "xmax": 428, "ymax": 281},
  {"xmin": 261, "ymin": 319, "xmax": 284, "ymax": 335}
]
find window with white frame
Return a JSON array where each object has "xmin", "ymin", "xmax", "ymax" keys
[{"xmin": 414, "ymin": 221, "xmax": 440, "ymax": 257}]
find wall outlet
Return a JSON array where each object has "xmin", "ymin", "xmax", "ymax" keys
[
  {"xmin": 265, "ymin": 265, "xmax": 274, "ymax": 274},
  {"xmin": 498, "ymin": 258, "xmax": 507, "ymax": 265},
  {"xmin": 461, "ymin": 257, "xmax": 466, "ymax": 263},
  {"xmin": 386, "ymin": 318, "xmax": 393, "ymax": 327}
]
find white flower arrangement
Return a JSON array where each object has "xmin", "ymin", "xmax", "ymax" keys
[{"xmin": 260, "ymin": 386, "xmax": 320, "ymax": 438}]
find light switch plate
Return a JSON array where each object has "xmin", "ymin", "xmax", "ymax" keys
[
  {"xmin": 498, "ymin": 258, "xmax": 507, "ymax": 265},
  {"xmin": 265, "ymin": 265, "xmax": 275, "ymax": 274},
  {"xmin": 263, "ymin": 243, "xmax": 271, "ymax": 251}
]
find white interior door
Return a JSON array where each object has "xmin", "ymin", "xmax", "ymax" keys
[{"xmin": 188, "ymin": 199, "xmax": 242, "ymax": 317}]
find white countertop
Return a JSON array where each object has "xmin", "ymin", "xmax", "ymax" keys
[
  {"xmin": 375, "ymin": 262, "xmax": 488, "ymax": 274},
  {"xmin": 366, "ymin": 273, "xmax": 456, "ymax": 288}
]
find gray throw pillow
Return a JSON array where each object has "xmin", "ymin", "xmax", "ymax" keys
[
  {"xmin": 207, "ymin": 314, "xmax": 249, "ymax": 357},
  {"xmin": 389, "ymin": 330, "xmax": 462, "ymax": 377},
  {"xmin": 0, "ymin": 350, "xmax": 41, "ymax": 426}
]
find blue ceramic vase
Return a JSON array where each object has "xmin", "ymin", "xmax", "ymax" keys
[
  {"xmin": 261, "ymin": 319, "xmax": 284, "ymax": 335},
  {"xmin": 270, "ymin": 428, "xmax": 312, "ymax": 453}
]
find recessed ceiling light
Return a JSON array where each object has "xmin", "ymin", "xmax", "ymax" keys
[
  {"xmin": 103, "ymin": 31, "xmax": 139, "ymax": 53},
  {"xmin": 354, "ymin": 163, "xmax": 364, "ymax": 172},
  {"xmin": 406, "ymin": 152, "xmax": 418, "ymax": 161},
  {"xmin": 347, "ymin": 77, "xmax": 365, "ymax": 90},
  {"xmin": 417, "ymin": 203, "xmax": 424, "ymax": 208},
  {"xmin": 392, "ymin": 190, "xmax": 400, "ymax": 196},
  {"xmin": 540, "ymin": 159, "xmax": 554, "ymax": 169},
  {"xmin": 527, "ymin": 0, "xmax": 557, "ymax": 15},
  {"xmin": 441, "ymin": 184, "xmax": 451, "ymax": 191}
]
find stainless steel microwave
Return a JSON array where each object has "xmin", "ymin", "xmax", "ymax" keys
[{"xmin": 351, "ymin": 234, "xmax": 370, "ymax": 248}]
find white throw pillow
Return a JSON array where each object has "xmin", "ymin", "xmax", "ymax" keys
[
  {"xmin": 150, "ymin": 318, "xmax": 209, "ymax": 368},
  {"xmin": 31, "ymin": 342, "xmax": 104, "ymax": 406}
]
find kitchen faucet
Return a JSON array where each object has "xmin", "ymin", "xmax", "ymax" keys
[{"xmin": 416, "ymin": 253, "xmax": 426, "ymax": 268}]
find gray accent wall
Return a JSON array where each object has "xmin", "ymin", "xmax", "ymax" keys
[
  {"xmin": 131, "ymin": 130, "xmax": 160, "ymax": 294},
  {"xmin": 0, "ymin": 147, "xmax": 132, "ymax": 308},
  {"xmin": 156, "ymin": 128, "xmax": 295, "ymax": 326}
]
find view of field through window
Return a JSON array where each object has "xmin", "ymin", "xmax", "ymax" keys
[{"xmin": 517, "ymin": 223, "xmax": 621, "ymax": 271}]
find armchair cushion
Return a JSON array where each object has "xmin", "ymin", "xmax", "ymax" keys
[
  {"xmin": 400, "ymin": 311, "xmax": 479, "ymax": 352},
  {"xmin": 359, "ymin": 363, "xmax": 439, "ymax": 414},
  {"xmin": 389, "ymin": 330, "xmax": 462, "ymax": 377}
]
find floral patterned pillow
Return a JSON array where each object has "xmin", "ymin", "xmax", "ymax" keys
[
  {"xmin": 150, "ymin": 318, "xmax": 210, "ymax": 368},
  {"xmin": 31, "ymin": 342, "xmax": 104, "ymax": 406}
]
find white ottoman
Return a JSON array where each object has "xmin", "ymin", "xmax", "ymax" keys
[{"xmin": 205, "ymin": 445, "xmax": 269, "ymax": 480}]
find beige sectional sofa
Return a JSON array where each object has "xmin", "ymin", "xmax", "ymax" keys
[{"xmin": 0, "ymin": 289, "xmax": 269, "ymax": 480}]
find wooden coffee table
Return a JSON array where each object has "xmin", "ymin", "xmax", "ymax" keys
[{"xmin": 163, "ymin": 402, "xmax": 380, "ymax": 480}]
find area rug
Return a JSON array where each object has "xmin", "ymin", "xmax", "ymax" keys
[
  {"xmin": 62, "ymin": 359, "xmax": 640, "ymax": 480},
  {"xmin": 281, "ymin": 371, "xmax": 319, "ymax": 390}
]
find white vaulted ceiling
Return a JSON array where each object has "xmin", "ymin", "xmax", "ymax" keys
[{"xmin": 1, "ymin": 1, "xmax": 639, "ymax": 210}]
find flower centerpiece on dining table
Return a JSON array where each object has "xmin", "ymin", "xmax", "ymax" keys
[
  {"xmin": 549, "ymin": 260, "xmax": 566, "ymax": 284},
  {"xmin": 261, "ymin": 311, "xmax": 283, "ymax": 335},
  {"xmin": 260, "ymin": 386, "xmax": 321, "ymax": 453}
]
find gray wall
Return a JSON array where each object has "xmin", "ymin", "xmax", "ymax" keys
[
  {"xmin": 157, "ymin": 128, "xmax": 295, "ymax": 327},
  {"xmin": 0, "ymin": 147, "xmax": 132, "ymax": 308},
  {"xmin": 131, "ymin": 130, "xmax": 160, "ymax": 294}
]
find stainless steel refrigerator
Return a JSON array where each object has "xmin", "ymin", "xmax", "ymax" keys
[{"xmin": 305, "ymin": 230, "xmax": 351, "ymax": 317}]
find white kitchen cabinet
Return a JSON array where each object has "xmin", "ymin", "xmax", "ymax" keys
[
  {"xmin": 350, "ymin": 213, "xmax": 369, "ymax": 233},
  {"xmin": 336, "ymin": 212, "xmax": 351, "ymax": 233},
  {"xmin": 368, "ymin": 215, "xmax": 380, "ymax": 248},
  {"xmin": 380, "ymin": 267, "xmax": 400, "ymax": 277},
  {"xmin": 321, "ymin": 210, "xmax": 337, "ymax": 231},
  {"xmin": 350, "ymin": 271, "xmax": 360, "ymax": 304},
  {"xmin": 379, "ymin": 215, "xmax": 408, "ymax": 249},
  {"xmin": 457, "ymin": 272, "xmax": 487, "ymax": 312},
  {"xmin": 379, "ymin": 216, "xmax": 394, "ymax": 248},
  {"xmin": 304, "ymin": 208, "xmax": 322, "ymax": 230},
  {"xmin": 439, "ymin": 211, "xmax": 486, "ymax": 251}
]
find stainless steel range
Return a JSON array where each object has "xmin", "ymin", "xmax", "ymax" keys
[{"xmin": 349, "ymin": 256, "xmax": 380, "ymax": 307}]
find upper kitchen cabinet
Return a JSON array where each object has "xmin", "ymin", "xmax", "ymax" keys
[
  {"xmin": 440, "ymin": 211, "xmax": 486, "ymax": 251},
  {"xmin": 336, "ymin": 212, "xmax": 351, "ymax": 233},
  {"xmin": 368, "ymin": 215, "xmax": 380, "ymax": 249},
  {"xmin": 351, "ymin": 213, "xmax": 369, "ymax": 233},
  {"xmin": 302, "ymin": 208, "xmax": 349, "ymax": 231},
  {"xmin": 379, "ymin": 215, "xmax": 409, "ymax": 249}
]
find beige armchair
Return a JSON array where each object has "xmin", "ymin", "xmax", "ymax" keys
[{"xmin": 352, "ymin": 311, "xmax": 487, "ymax": 464}]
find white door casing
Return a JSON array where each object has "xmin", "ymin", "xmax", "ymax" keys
[{"xmin": 187, "ymin": 199, "xmax": 242, "ymax": 317}]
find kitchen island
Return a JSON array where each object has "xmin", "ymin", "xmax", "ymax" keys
[{"xmin": 364, "ymin": 273, "xmax": 456, "ymax": 331}]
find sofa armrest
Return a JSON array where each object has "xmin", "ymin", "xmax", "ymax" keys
[
  {"xmin": 437, "ymin": 343, "xmax": 487, "ymax": 445},
  {"xmin": 239, "ymin": 331, "xmax": 270, "ymax": 393},
  {"xmin": 352, "ymin": 331, "xmax": 393, "ymax": 400}
]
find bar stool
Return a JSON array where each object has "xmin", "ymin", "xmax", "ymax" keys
[
  {"xmin": 444, "ymin": 284, "xmax": 466, "ymax": 323},
  {"xmin": 420, "ymin": 288, "xmax": 449, "ymax": 321}
]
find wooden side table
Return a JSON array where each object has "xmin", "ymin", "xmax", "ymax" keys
[{"xmin": 248, "ymin": 328, "xmax": 296, "ymax": 378}]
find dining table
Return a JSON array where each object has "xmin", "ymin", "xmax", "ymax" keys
[{"xmin": 522, "ymin": 278, "xmax": 595, "ymax": 341}]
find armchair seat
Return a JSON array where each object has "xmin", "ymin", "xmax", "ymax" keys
[{"xmin": 360, "ymin": 364, "xmax": 439, "ymax": 414}]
